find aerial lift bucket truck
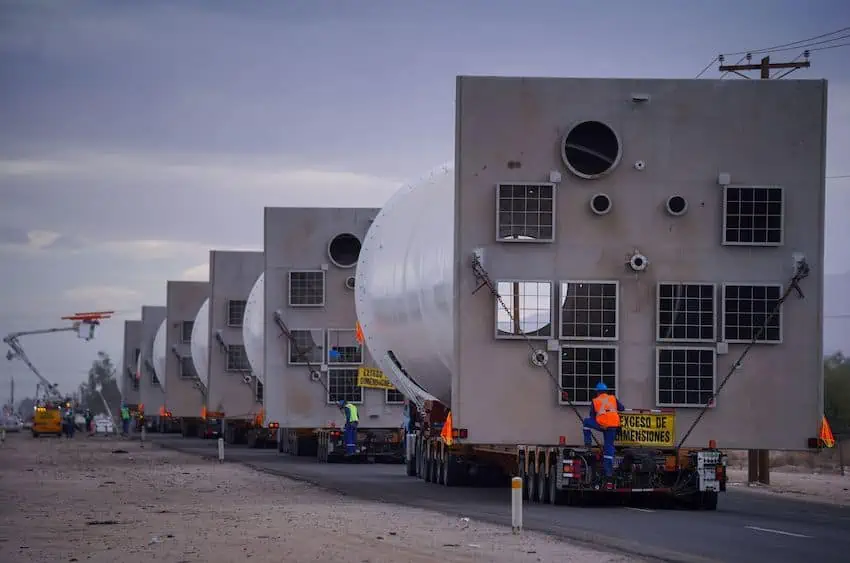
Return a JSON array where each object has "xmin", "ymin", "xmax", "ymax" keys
[{"xmin": 4, "ymin": 311, "xmax": 113, "ymax": 438}]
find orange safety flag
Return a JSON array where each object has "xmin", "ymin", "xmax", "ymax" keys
[
  {"xmin": 201, "ymin": 406, "xmax": 207, "ymax": 420},
  {"xmin": 819, "ymin": 415, "xmax": 835, "ymax": 448},
  {"xmin": 440, "ymin": 411, "xmax": 453, "ymax": 446},
  {"xmin": 355, "ymin": 321, "xmax": 365, "ymax": 345}
]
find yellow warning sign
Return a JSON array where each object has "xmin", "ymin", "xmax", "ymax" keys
[
  {"xmin": 615, "ymin": 413, "xmax": 676, "ymax": 448},
  {"xmin": 356, "ymin": 367, "xmax": 395, "ymax": 390}
]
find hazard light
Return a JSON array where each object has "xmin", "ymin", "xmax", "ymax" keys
[
  {"xmin": 450, "ymin": 428, "xmax": 468, "ymax": 439},
  {"xmin": 268, "ymin": 422, "xmax": 280, "ymax": 429},
  {"xmin": 708, "ymin": 439, "xmax": 717, "ymax": 449}
]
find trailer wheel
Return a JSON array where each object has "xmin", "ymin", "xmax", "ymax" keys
[
  {"xmin": 526, "ymin": 457, "xmax": 537, "ymax": 502},
  {"xmin": 443, "ymin": 455, "xmax": 461, "ymax": 487},
  {"xmin": 536, "ymin": 460, "xmax": 548, "ymax": 504},
  {"xmin": 548, "ymin": 459, "xmax": 567, "ymax": 505}
]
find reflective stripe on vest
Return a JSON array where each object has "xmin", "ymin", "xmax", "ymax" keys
[
  {"xmin": 345, "ymin": 403, "xmax": 359, "ymax": 423},
  {"xmin": 593, "ymin": 394, "xmax": 620, "ymax": 428}
]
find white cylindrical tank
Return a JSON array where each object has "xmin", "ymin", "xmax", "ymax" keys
[
  {"xmin": 152, "ymin": 319, "xmax": 167, "ymax": 391},
  {"xmin": 355, "ymin": 163, "xmax": 454, "ymax": 405},
  {"xmin": 135, "ymin": 352, "xmax": 142, "ymax": 383},
  {"xmin": 191, "ymin": 298, "xmax": 210, "ymax": 389},
  {"xmin": 242, "ymin": 272, "xmax": 264, "ymax": 383}
]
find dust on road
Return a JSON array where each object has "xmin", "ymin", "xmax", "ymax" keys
[{"xmin": 0, "ymin": 434, "xmax": 638, "ymax": 563}]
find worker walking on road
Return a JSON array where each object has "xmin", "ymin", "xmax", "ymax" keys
[
  {"xmin": 120, "ymin": 405, "xmax": 131, "ymax": 436},
  {"xmin": 338, "ymin": 399, "xmax": 359, "ymax": 455},
  {"xmin": 582, "ymin": 382, "xmax": 625, "ymax": 479}
]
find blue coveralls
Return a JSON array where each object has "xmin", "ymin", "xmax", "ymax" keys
[
  {"xmin": 582, "ymin": 395, "xmax": 625, "ymax": 477},
  {"xmin": 342, "ymin": 403, "xmax": 359, "ymax": 455}
]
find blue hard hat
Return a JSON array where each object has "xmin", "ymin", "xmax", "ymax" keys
[{"xmin": 595, "ymin": 381, "xmax": 608, "ymax": 392}]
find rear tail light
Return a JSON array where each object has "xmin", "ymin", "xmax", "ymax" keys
[
  {"xmin": 268, "ymin": 422, "xmax": 279, "ymax": 429},
  {"xmin": 715, "ymin": 464, "xmax": 724, "ymax": 480}
]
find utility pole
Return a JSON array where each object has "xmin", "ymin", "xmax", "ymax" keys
[
  {"xmin": 718, "ymin": 53, "xmax": 810, "ymax": 80},
  {"xmin": 9, "ymin": 377, "xmax": 13, "ymax": 410}
]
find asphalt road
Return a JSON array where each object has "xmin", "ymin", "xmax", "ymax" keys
[{"xmin": 150, "ymin": 434, "xmax": 850, "ymax": 563}]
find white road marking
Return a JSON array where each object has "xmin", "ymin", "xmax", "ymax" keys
[
  {"xmin": 624, "ymin": 507, "xmax": 655, "ymax": 513},
  {"xmin": 745, "ymin": 525, "xmax": 813, "ymax": 538}
]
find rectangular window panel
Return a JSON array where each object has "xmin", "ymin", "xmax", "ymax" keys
[
  {"xmin": 255, "ymin": 379, "xmax": 264, "ymax": 403},
  {"xmin": 327, "ymin": 368, "xmax": 363, "ymax": 404},
  {"xmin": 288, "ymin": 271, "xmax": 325, "ymax": 306},
  {"xmin": 181, "ymin": 321, "xmax": 194, "ymax": 343},
  {"xmin": 657, "ymin": 283, "xmax": 716, "ymax": 342},
  {"xmin": 559, "ymin": 345, "xmax": 617, "ymax": 405},
  {"xmin": 226, "ymin": 344, "xmax": 251, "ymax": 371},
  {"xmin": 656, "ymin": 347, "xmax": 716, "ymax": 407},
  {"xmin": 560, "ymin": 281, "xmax": 618, "ymax": 341},
  {"xmin": 722, "ymin": 185, "xmax": 784, "ymax": 246},
  {"xmin": 287, "ymin": 329, "xmax": 325, "ymax": 365},
  {"xmin": 722, "ymin": 284, "xmax": 783, "ymax": 343},
  {"xmin": 227, "ymin": 300, "xmax": 247, "ymax": 327},
  {"xmin": 180, "ymin": 356, "xmax": 197, "ymax": 379},
  {"xmin": 386, "ymin": 388, "xmax": 405, "ymax": 404},
  {"xmin": 496, "ymin": 183, "xmax": 555, "ymax": 242},
  {"xmin": 327, "ymin": 329, "xmax": 363, "ymax": 365},
  {"xmin": 495, "ymin": 281, "xmax": 552, "ymax": 339}
]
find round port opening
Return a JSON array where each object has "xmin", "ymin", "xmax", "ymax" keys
[
  {"xmin": 590, "ymin": 193, "xmax": 612, "ymax": 216},
  {"xmin": 328, "ymin": 233, "xmax": 362, "ymax": 268},
  {"xmin": 561, "ymin": 120, "xmax": 622, "ymax": 179},
  {"xmin": 666, "ymin": 195, "xmax": 688, "ymax": 216},
  {"xmin": 344, "ymin": 276, "xmax": 356, "ymax": 290}
]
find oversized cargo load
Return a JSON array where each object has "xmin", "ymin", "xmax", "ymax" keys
[
  {"xmin": 243, "ymin": 272, "xmax": 264, "ymax": 384},
  {"xmin": 152, "ymin": 319, "xmax": 167, "ymax": 396},
  {"xmin": 355, "ymin": 75, "xmax": 828, "ymax": 507},
  {"xmin": 191, "ymin": 298, "xmax": 210, "ymax": 391}
]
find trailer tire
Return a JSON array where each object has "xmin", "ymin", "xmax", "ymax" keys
[
  {"xmin": 536, "ymin": 460, "xmax": 548, "ymax": 504},
  {"xmin": 549, "ymin": 460, "xmax": 567, "ymax": 505},
  {"xmin": 697, "ymin": 491, "xmax": 718, "ymax": 511},
  {"xmin": 406, "ymin": 453, "xmax": 416, "ymax": 476},
  {"xmin": 526, "ymin": 457, "xmax": 537, "ymax": 502}
]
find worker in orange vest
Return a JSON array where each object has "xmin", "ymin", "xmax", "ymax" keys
[{"xmin": 582, "ymin": 382, "xmax": 625, "ymax": 478}]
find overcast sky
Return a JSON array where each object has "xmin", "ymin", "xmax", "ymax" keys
[{"xmin": 1, "ymin": 0, "xmax": 849, "ymax": 404}]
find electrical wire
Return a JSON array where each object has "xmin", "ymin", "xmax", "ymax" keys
[
  {"xmin": 695, "ymin": 57, "xmax": 718, "ymax": 79},
  {"xmin": 722, "ymin": 27, "xmax": 850, "ymax": 56}
]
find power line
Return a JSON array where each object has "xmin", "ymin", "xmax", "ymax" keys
[{"xmin": 722, "ymin": 27, "xmax": 850, "ymax": 56}]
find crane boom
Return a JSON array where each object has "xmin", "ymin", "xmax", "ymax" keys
[{"xmin": 3, "ymin": 311, "xmax": 114, "ymax": 402}]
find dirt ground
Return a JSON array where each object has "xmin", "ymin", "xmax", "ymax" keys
[
  {"xmin": 0, "ymin": 434, "xmax": 637, "ymax": 563},
  {"xmin": 726, "ymin": 468, "xmax": 850, "ymax": 506}
]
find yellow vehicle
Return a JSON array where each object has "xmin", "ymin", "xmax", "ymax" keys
[{"xmin": 32, "ymin": 402, "xmax": 63, "ymax": 437}]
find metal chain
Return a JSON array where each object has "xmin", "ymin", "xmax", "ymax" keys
[
  {"xmin": 676, "ymin": 261, "xmax": 810, "ymax": 448},
  {"xmin": 470, "ymin": 253, "xmax": 598, "ymax": 444}
]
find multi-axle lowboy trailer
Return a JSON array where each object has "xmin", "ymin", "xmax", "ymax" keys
[
  {"xmin": 281, "ymin": 425, "xmax": 404, "ymax": 463},
  {"xmin": 406, "ymin": 400, "xmax": 727, "ymax": 509}
]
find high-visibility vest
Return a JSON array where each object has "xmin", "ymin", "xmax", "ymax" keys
[
  {"xmin": 593, "ymin": 393, "xmax": 620, "ymax": 428},
  {"xmin": 344, "ymin": 403, "xmax": 359, "ymax": 423},
  {"xmin": 120, "ymin": 407, "xmax": 130, "ymax": 420}
]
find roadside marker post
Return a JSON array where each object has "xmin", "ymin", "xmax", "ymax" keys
[
  {"xmin": 511, "ymin": 476, "xmax": 523, "ymax": 534},
  {"xmin": 218, "ymin": 437, "xmax": 224, "ymax": 462},
  {"xmin": 140, "ymin": 425, "xmax": 146, "ymax": 448}
]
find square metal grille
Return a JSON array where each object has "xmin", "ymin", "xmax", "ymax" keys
[
  {"xmin": 226, "ymin": 344, "xmax": 251, "ymax": 371},
  {"xmin": 288, "ymin": 329, "xmax": 325, "ymax": 365},
  {"xmin": 227, "ymin": 300, "xmax": 247, "ymax": 327},
  {"xmin": 559, "ymin": 345, "xmax": 618, "ymax": 405},
  {"xmin": 180, "ymin": 356, "xmax": 197, "ymax": 379},
  {"xmin": 289, "ymin": 271, "xmax": 326, "ymax": 307},
  {"xmin": 327, "ymin": 329, "xmax": 363, "ymax": 364},
  {"xmin": 656, "ymin": 347, "xmax": 716, "ymax": 407},
  {"xmin": 386, "ymin": 388, "xmax": 405, "ymax": 404},
  {"xmin": 657, "ymin": 283, "xmax": 716, "ymax": 342},
  {"xmin": 722, "ymin": 185, "xmax": 784, "ymax": 246},
  {"xmin": 181, "ymin": 321, "xmax": 194, "ymax": 343},
  {"xmin": 495, "ymin": 281, "xmax": 552, "ymax": 339},
  {"xmin": 496, "ymin": 183, "xmax": 555, "ymax": 242},
  {"xmin": 327, "ymin": 368, "xmax": 363, "ymax": 404},
  {"xmin": 721, "ymin": 283, "xmax": 783, "ymax": 343},
  {"xmin": 559, "ymin": 281, "xmax": 618, "ymax": 340}
]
